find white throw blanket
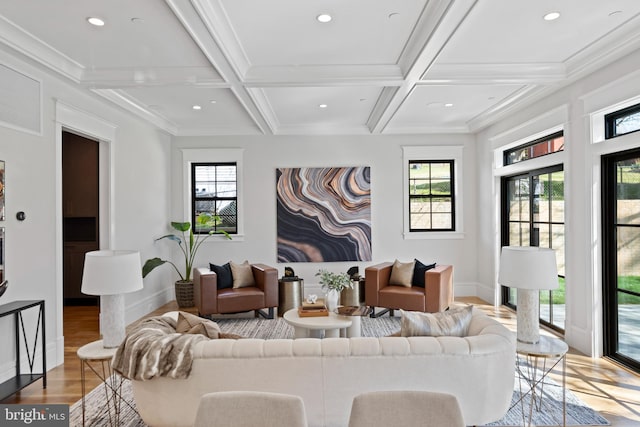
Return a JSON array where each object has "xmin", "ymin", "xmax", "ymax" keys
[{"xmin": 112, "ymin": 316, "xmax": 207, "ymax": 380}]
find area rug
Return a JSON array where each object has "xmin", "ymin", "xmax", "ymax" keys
[
  {"xmin": 483, "ymin": 368, "xmax": 610, "ymax": 426},
  {"xmin": 70, "ymin": 316, "xmax": 609, "ymax": 426}
]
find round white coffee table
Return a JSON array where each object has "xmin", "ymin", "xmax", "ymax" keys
[{"xmin": 283, "ymin": 308, "xmax": 358, "ymax": 338}]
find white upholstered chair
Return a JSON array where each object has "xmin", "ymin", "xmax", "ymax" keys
[
  {"xmin": 348, "ymin": 390, "xmax": 465, "ymax": 427},
  {"xmin": 193, "ymin": 391, "xmax": 308, "ymax": 427}
]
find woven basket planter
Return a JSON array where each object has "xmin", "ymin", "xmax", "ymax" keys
[{"xmin": 175, "ymin": 280, "xmax": 194, "ymax": 308}]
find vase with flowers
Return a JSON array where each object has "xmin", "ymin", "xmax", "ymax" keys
[{"xmin": 316, "ymin": 269, "xmax": 353, "ymax": 312}]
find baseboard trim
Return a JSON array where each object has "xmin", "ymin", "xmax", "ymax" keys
[{"xmin": 125, "ymin": 286, "xmax": 174, "ymax": 325}]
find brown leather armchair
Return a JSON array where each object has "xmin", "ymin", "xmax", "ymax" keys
[
  {"xmin": 365, "ymin": 263, "xmax": 453, "ymax": 317},
  {"xmin": 193, "ymin": 264, "xmax": 278, "ymax": 319}
]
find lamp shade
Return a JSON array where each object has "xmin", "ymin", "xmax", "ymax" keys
[
  {"xmin": 498, "ymin": 246, "xmax": 559, "ymax": 290},
  {"xmin": 81, "ymin": 250, "xmax": 144, "ymax": 296}
]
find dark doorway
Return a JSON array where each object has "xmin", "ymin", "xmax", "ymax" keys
[{"xmin": 62, "ymin": 131, "xmax": 99, "ymax": 306}]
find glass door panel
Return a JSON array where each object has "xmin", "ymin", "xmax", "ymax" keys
[
  {"xmin": 502, "ymin": 166, "xmax": 565, "ymax": 333},
  {"xmin": 603, "ymin": 150, "xmax": 640, "ymax": 372}
]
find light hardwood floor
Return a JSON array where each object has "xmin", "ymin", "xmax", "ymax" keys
[{"xmin": 3, "ymin": 298, "xmax": 640, "ymax": 426}]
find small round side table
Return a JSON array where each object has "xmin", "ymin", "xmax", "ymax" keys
[
  {"xmin": 514, "ymin": 335, "xmax": 569, "ymax": 427},
  {"xmin": 77, "ymin": 340, "xmax": 127, "ymax": 426}
]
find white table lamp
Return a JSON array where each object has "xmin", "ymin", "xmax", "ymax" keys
[
  {"xmin": 81, "ymin": 250, "xmax": 144, "ymax": 348},
  {"xmin": 498, "ymin": 246, "xmax": 558, "ymax": 344}
]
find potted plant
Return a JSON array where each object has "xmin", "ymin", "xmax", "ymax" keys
[
  {"xmin": 316, "ymin": 269, "xmax": 353, "ymax": 312},
  {"xmin": 143, "ymin": 213, "xmax": 231, "ymax": 307}
]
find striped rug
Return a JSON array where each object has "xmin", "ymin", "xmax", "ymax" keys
[{"xmin": 212, "ymin": 315, "xmax": 401, "ymax": 339}]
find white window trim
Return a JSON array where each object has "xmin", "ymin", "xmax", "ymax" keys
[
  {"xmin": 402, "ymin": 145, "xmax": 464, "ymax": 239},
  {"xmin": 181, "ymin": 148, "xmax": 244, "ymax": 241}
]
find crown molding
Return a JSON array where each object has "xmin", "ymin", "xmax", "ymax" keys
[
  {"xmin": 91, "ymin": 89, "xmax": 178, "ymax": 134},
  {"xmin": 81, "ymin": 66, "xmax": 227, "ymax": 88},
  {"xmin": 383, "ymin": 124, "xmax": 469, "ymax": 134},
  {"xmin": 466, "ymin": 84, "xmax": 549, "ymax": 132},
  {"xmin": 174, "ymin": 126, "xmax": 263, "ymax": 136},
  {"xmin": 0, "ymin": 15, "xmax": 84, "ymax": 83},
  {"xmin": 423, "ymin": 62, "xmax": 566, "ymax": 85},
  {"xmin": 564, "ymin": 14, "xmax": 640, "ymax": 81}
]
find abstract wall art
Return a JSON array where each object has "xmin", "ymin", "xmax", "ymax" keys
[{"xmin": 276, "ymin": 166, "xmax": 371, "ymax": 262}]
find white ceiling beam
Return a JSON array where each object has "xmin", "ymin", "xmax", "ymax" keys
[
  {"xmin": 166, "ymin": 0, "xmax": 273, "ymax": 134},
  {"xmin": 368, "ymin": 0, "xmax": 478, "ymax": 134}
]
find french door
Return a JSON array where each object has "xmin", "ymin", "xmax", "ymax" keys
[
  {"xmin": 501, "ymin": 165, "xmax": 565, "ymax": 332},
  {"xmin": 602, "ymin": 148, "xmax": 640, "ymax": 372}
]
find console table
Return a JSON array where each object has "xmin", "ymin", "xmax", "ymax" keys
[{"xmin": 0, "ymin": 300, "xmax": 46, "ymax": 401}]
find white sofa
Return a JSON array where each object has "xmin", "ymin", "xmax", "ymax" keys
[{"xmin": 132, "ymin": 308, "xmax": 515, "ymax": 427}]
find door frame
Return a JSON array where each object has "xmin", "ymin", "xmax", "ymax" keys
[
  {"xmin": 54, "ymin": 101, "xmax": 115, "ymax": 366},
  {"xmin": 500, "ymin": 164, "xmax": 565, "ymax": 333},
  {"xmin": 601, "ymin": 147, "xmax": 640, "ymax": 373}
]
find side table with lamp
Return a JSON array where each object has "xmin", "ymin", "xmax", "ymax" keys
[
  {"xmin": 78, "ymin": 250, "xmax": 143, "ymax": 426},
  {"xmin": 498, "ymin": 246, "xmax": 567, "ymax": 427}
]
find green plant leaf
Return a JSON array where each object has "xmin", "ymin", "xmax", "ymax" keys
[
  {"xmin": 171, "ymin": 222, "xmax": 191, "ymax": 232},
  {"xmin": 142, "ymin": 257, "xmax": 167, "ymax": 277},
  {"xmin": 156, "ymin": 234, "xmax": 182, "ymax": 245}
]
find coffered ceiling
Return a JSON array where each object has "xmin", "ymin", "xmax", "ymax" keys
[{"xmin": 1, "ymin": 0, "xmax": 640, "ymax": 136}]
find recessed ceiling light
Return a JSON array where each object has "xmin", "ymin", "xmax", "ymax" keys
[
  {"xmin": 543, "ymin": 12, "xmax": 560, "ymax": 21},
  {"xmin": 87, "ymin": 17, "xmax": 105, "ymax": 26},
  {"xmin": 210, "ymin": 100, "xmax": 217, "ymax": 104},
  {"xmin": 192, "ymin": 105, "xmax": 202, "ymax": 110},
  {"xmin": 316, "ymin": 14, "xmax": 332, "ymax": 23},
  {"xmin": 444, "ymin": 103, "xmax": 454, "ymax": 107},
  {"xmin": 319, "ymin": 104, "xmax": 328, "ymax": 109}
]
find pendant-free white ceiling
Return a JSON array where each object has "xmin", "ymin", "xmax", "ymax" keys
[{"xmin": 1, "ymin": 0, "xmax": 639, "ymax": 136}]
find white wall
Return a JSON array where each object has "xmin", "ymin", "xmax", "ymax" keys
[
  {"xmin": 0, "ymin": 48, "xmax": 172, "ymax": 382},
  {"xmin": 171, "ymin": 134, "xmax": 479, "ymax": 297},
  {"xmin": 475, "ymin": 47, "xmax": 640, "ymax": 356}
]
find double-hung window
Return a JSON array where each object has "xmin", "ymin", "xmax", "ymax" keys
[
  {"xmin": 402, "ymin": 145, "xmax": 463, "ymax": 238},
  {"xmin": 408, "ymin": 160, "xmax": 455, "ymax": 231},
  {"xmin": 182, "ymin": 148, "xmax": 244, "ymax": 238},
  {"xmin": 191, "ymin": 163, "xmax": 237, "ymax": 234}
]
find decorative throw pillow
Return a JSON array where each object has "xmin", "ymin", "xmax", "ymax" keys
[
  {"xmin": 230, "ymin": 260, "xmax": 256, "ymax": 288},
  {"xmin": 210, "ymin": 262, "xmax": 233, "ymax": 290},
  {"xmin": 389, "ymin": 259, "xmax": 415, "ymax": 287},
  {"xmin": 400, "ymin": 305, "xmax": 474, "ymax": 337},
  {"xmin": 175, "ymin": 311, "xmax": 220, "ymax": 339},
  {"xmin": 412, "ymin": 259, "xmax": 436, "ymax": 287}
]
